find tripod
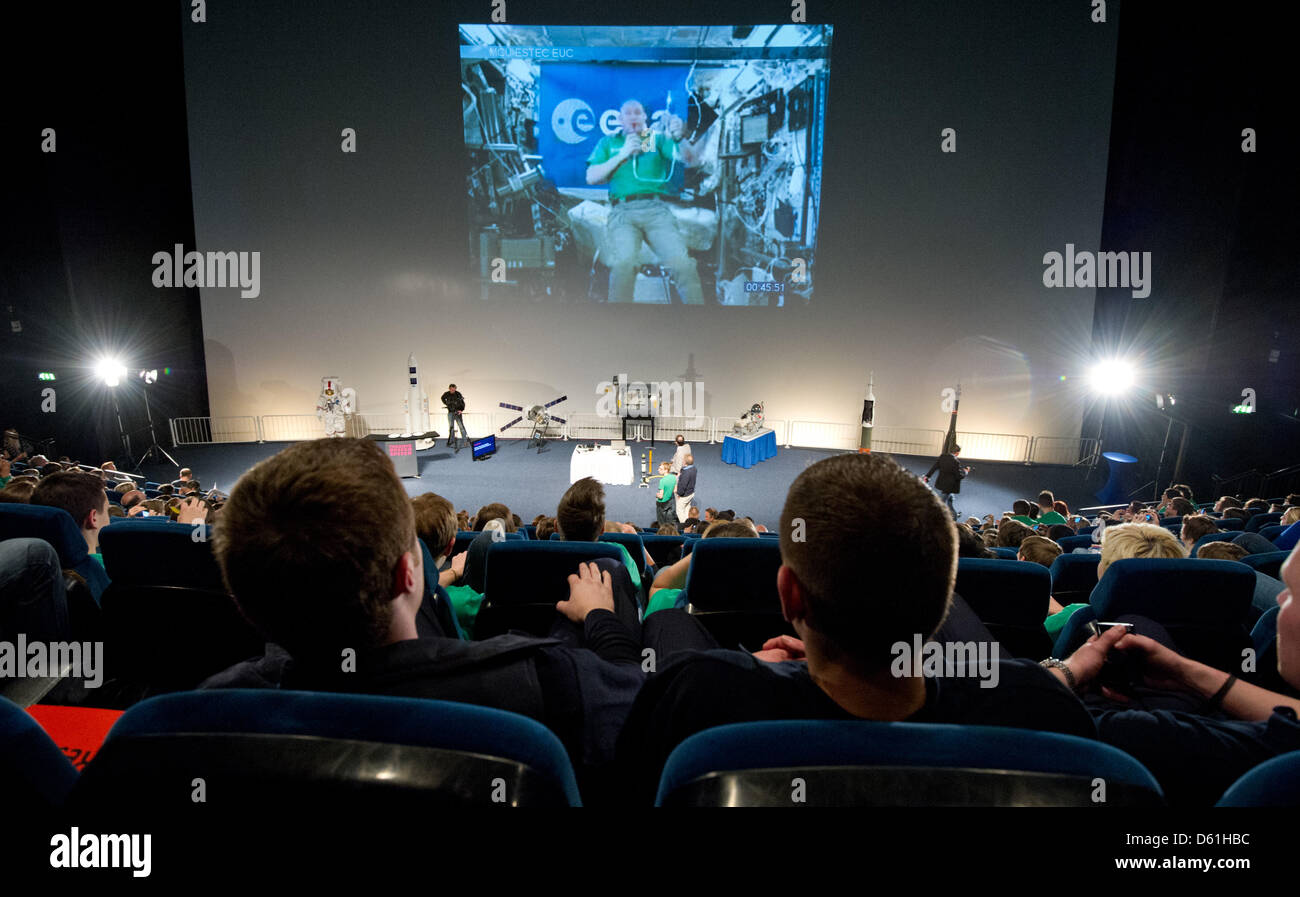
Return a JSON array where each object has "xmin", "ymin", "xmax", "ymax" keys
[{"xmin": 132, "ymin": 387, "xmax": 178, "ymax": 473}]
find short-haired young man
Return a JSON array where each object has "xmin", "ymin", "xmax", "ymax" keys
[
  {"xmin": 556, "ymin": 477, "xmax": 648, "ymax": 608},
  {"xmin": 1179, "ymin": 514, "xmax": 1219, "ymax": 552},
  {"xmin": 30, "ymin": 472, "xmax": 111, "ymax": 564},
  {"xmin": 1018, "ymin": 534, "xmax": 1062, "ymax": 568},
  {"xmin": 1036, "ymin": 491, "xmax": 1067, "ymax": 525},
  {"xmin": 617, "ymin": 453, "xmax": 1100, "ymax": 803},
  {"xmin": 204, "ymin": 439, "xmax": 645, "ymax": 800}
]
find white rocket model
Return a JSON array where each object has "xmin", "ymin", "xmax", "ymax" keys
[{"xmin": 402, "ymin": 353, "xmax": 433, "ymax": 445}]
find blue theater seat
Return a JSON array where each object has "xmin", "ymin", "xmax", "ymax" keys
[
  {"xmin": 954, "ymin": 558, "xmax": 1052, "ymax": 659},
  {"xmin": 69, "ymin": 690, "xmax": 582, "ymax": 810},
  {"xmin": 1056, "ymin": 535, "xmax": 1094, "ymax": 553},
  {"xmin": 1052, "ymin": 559, "xmax": 1254, "ymax": 671},
  {"xmin": 1246, "ymin": 512, "xmax": 1283, "ymax": 534},
  {"xmin": 1259, "ymin": 524, "xmax": 1288, "ymax": 544},
  {"xmin": 1244, "ymin": 606, "xmax": 1291, "ymax": 696},
  {"xmin": 1216, "ymin": 751, "xmax": 1300, "ymax": 806},
  {"xmin": 1191, "ymin": 532, "xmax": 1239, "ymax": 555},
  {"xmin": 1240, "ymin": 550, "xmax": 1287, "ymax": 581},
  {"xmin": 0, "ymin": 504, "xmax": 110, "ymax": 605},
  {"xmin": 1215, "ymin": 517, "xmax": 1245, "ymax": 531},
  {"xmin": 600, "ymin": 531, "xmax": 648, "ymax": 577},
  {"xmin": 96, "ymin": 519, "xmax": 261, "ymax": 692},
  {"xmin": 655, "ymin": 720, "xmax": 1164, "ymax": 807},
  {"xmin": 0, "ymin": 696, "xmax": 79, "ymax": 811},
  {"xmin": 989, "ymin": 547, "xmax": 1019, "ymax": 560},
  {"xmin": 680, "ymin": 538, "xmax": 787, "ymax": 649},
  {"xmin": 476, "ymin": 540, "xmax": 624, "ymax": 639},
  {"xmin": 454, "ymin": 529, "xmax": 524, "ymax": 557},
  {"xmin": 1048, "ymin": 552, "xmax": 1102, "ymax": 603},
  {"xmin": 640, "ymin": 534, "xmax": 684, "ymax": 569}
]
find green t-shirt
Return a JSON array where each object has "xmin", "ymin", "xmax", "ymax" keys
[
  {"xmin": 1010, "ymin": 515, "xmax": 1036, "ymax": 526},
  {"xmin": 1038, "ymin": 511, "xmax": 1067, "ymax": 525},
  {"xmin": 0, "ymin": 475, "xmax": 11, "ymax": 489},
  {"xmin": 90, "ymin": 552, "xmax": 105, "ymax": 568},
  {"xmin": 1044, "ymin": 603, "xmax": 1088, "ymax": 640},
  {"xmin": 445, "ymin": 584, "xmax": 485, "ymax": 640},
  {"xmin": 586, "ymin": 132, "xmax": 679, "ymax": 200},
  {"xmin": 656, "ymin": 473, "xmax": 677, "ymax": 504},
  {"xmin": 645, "ymin": 587, "xmax": 684, "ymax": 618}
]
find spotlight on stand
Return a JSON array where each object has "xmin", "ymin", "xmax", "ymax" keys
[
  {"xmin": 95, "ymin": 358, "xmax": 128, "ymax": 388},
  {"xmin": 1087, "ymin": 359, "xmax": 1135, "ymax": 397}
]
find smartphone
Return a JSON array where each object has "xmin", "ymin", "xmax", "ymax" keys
[{"xmin": 1088, "ymin": 621, "xmax": 1135, "ymax": 637}]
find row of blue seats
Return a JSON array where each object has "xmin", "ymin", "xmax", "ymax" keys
[{"xmin": 6, "ymin": 690, "xmax": 1294, "ymax": 808}]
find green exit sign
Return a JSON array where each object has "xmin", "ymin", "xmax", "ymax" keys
[
  {"xmin": 1231, "ymin": 404, "xmax": 1254, "ymax": 414},
  {"xmin": 37, "ymin": 372, "xmax": 56, "ymax": 381}
]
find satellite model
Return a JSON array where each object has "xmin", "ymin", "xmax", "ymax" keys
[
  {"xmin": 733, "ymin": 402, "xmax": 766, "ymax": 437},
  {"xmin": 499, "ymin": 395, "xmax": 567, "ymax": 451}
]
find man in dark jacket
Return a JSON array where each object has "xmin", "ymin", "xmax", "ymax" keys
[
  {"xmin": 440, "ymin": 384, "xmax": 469, "ymax": 448},
  {"xmin": 923, "ymin": 444, "xmax": 969, "ymax": 520}
]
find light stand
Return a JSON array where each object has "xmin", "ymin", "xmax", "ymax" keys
[{"xmin": 133, "ymin": 376, "xmax": 179, "ymax": 473}]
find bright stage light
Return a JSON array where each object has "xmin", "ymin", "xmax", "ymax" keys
[
  {"xmin": 95, "ymin": 358, "xmax": 128, "ymax": 387},
  {"xmin": 1087, "ymin": 359, "xmax": 1136, "ymax": 397},
  {"xmin": 139, "ymin": 369, "xmax": 158, "ymax": 385}
]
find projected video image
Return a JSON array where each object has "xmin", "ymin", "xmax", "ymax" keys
[{"xmin": 460, "ymin": 24, "xmax": 832, "ymax": 306}]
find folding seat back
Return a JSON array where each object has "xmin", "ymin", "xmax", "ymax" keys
[
  {"xmin": 1216, "ymin": 751, "xmax": 1300, "ymax": 806},
  {"xmin": 1246, "ymin": 512, "xmax": 1283, "ymax": 534},
  {"xmin": 1056, "ymin": 535, "xmax": 1094, "ymax": 552},
  {"xmin": 1048, "ymin": 552, "xmax": 1101, "ymax": 604},
  {"xmin": 989, "ymin": 547, "xmax": 1018, "ymax": 560},
  {"xmin": 1160, "ymin": 517, "xmax": 1184, "ymax": 531},
  {"xmin": 1192, "ymin": 532, "xmax": 1239, "ymax": 555},
  {"xmin": 96, "ymin": 520, "xmax": 261, "ymax": 692},
  {"xmin": 1240, "ymin": 550, "xmax": 1287, "ymax": 580},
  {"xmin": 680, "ymin": 539, "xmax": 787, "ymax": 649},
  {"xmin": 953, "ymin": 558, "xmax": 1052, "ymax": 659},
  {"xmin": 1055, "ymin": 559, "xmax": 1253, "ymax": 671},
  {"xmin": 1215, "ymin": 516, "xmax": 1244, "ymax": 531},
  {"xmin": 477, "ymin": 541, "xmax": 623, "ymax": 639},
  {"xmin": 656, "ymin": 721, "xmax": 1163, "ymax": 807},
  {"xmin": 640, "ymin": 534, "xmax": 684, "ymax": 569},
  {"xmin": 69, "ymin": 691, "xmax": 582, "ymax": 810},
  {"xmin": 600, "ymin": 531, "xmax": 647, "ymax": 576},
  {"xmin": 0, "ymin": 505, "xmax": 110, "ymax": 604},
  {"xmin": 1260, "ymin": 525, "xmax": 1288, "ymax": 544}
]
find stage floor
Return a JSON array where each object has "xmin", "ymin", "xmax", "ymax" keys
[{"xmin": 140, "ymin": 438, "xmax": 1099, "ymax": 532}]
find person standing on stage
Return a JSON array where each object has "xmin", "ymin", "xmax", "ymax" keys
[
  {"xmin": 441, "ymin": 383, "xmax": 469, "ymax": 448},
  {"xmin": 923, "ymin": 444, "xmax": 970, "ymax": 521},
  {"xmin": 654, "ymin": 462, "xmax": 678, "ymax": 529},
  {"xmin": 674, "ymin": 453, "xmax": 697, "ymax": 524},
  {"xmin": 670, "ymin": 434, "xmax": 691, "ymax": 474}
]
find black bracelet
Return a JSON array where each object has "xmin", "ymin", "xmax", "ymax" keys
[{"xmin": 1204, "ymin": 674, "xmax": 1238, "ymax": 713}]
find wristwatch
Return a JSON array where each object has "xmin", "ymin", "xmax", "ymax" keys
[{"xmin": 1039, "ymin": 658, "xmax": 1078, "ymax": 691}]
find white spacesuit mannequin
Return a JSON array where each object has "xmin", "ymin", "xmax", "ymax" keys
[{"xmin": 316, "ymin": 376, "xmax": 356, "ymax": 438}]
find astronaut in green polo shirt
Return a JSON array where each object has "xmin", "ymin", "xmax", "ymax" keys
[{"xmin": 585, "ymin": 99, "xmax": 705, "ymax": 304}]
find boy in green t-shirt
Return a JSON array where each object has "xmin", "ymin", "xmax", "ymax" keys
[{"xmin": 654, "ymin": 462, "xmax": 677, "ymax": 529}]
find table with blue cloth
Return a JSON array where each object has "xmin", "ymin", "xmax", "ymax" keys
[{"xmin": 721, "ymin": 428, "xmax": 778, "ymax": 469}]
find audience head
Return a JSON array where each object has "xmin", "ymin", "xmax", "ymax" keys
[
  {"xmin": 996, "ymin": 519, "xmax": 1034, "ymax": 549},
  {"xmin": 1053, "ymin": 500, "xmax": 1070, "ymax": 517},
  {"xmin": 954, "ymin": 523, "xmax": 991, "ymax": 559},
  {"xmin": 703, "ymin": 508, "xmax": 716, "ymax": 522},
  {"xmin": 121, "ymin": 490, "xmax": 146, "ymax": 511},
  {"xmin": 1279, "ymin": 507, "xmax": 1300, "ymax": 527},
  {"xmin": 1018, "ymin": 535, "xmax": 1062, "ymax": 568},
  {"xmin": 472, "ymin": 502, "xmax": 515, "ymax": 533},
  {"xmin": 716, "ymin": 509, "xmax": 736, "ymax": 522},
  {"xmin": 704, "ymin": 519, "xmax": 759, "ymax": 538},
  {"xmin": 114, "ymin": 481, "xmax": 135, "ymax": 495},
  {"xmin": 1169, "ymin": 497, "xmax": 1195, "ymax": 517},
  {"xmin": 411, "ymin": 492, "xmax": 457, "ymax": 563},
  {"xmin": 1214, "ymin": 495, "xmax": 1242, "ymax": 512},
  {"xmin": 1221, "ymin": 507, "xmax": 1250, "ymax": 521},
  {"xmin": 1196, "ymin": 541, "xmax": 1248, "ymax": 561},
  {"xmin": 456, "ymin": 509, "xmax": 470, "ymax": 530},
  {"xmin": 778, "ymin": 454, "xmax": 956, "ymax": 670},
  {"xmin": 30, "ymin": 471, "xmax": 111, "ymax": 552},
  {"xmin": 656, "ymin": 523, "xmax": 680, "ymax": 535},
  {"xmin": 157, "ymin": 483, "xmax": 174, "ymax": 495},
  {"xmin": 1244, "ymin": 498, "xmax": 1270, "ymax": 513},
  {"xmin": 557, "ymin": 477, "xmax": 605, "ymax": 542},
  {"xmin": 1179, "ymin": 514, "xmax": 1219, "ymax": 550},
  {"xmin": 1047, "ymin": 524, "xmax": 1074, "ymax": 542},
  {"xmin": 1037, "ymin": 490, "xmax": 1055, "ymax": 510},
  {"xmin": 179, "ymin": 468, "xmax": 193, "ymax": 481},
  {"xmin": 0, "ymin": 480, "xmax": 36, "ymax": 503},
  {"xmin": 1098, "ymin": 523, "xmax": 1186, "ymax": 579},
  {"xmin": 214, "ymin": 438, "xmax": 420, "ymax": 659},
  {"xmin": 687, "ymin": 506, "xmax": 699, "ymax": 519},
  {"xmin": 1286, "ymin": 493, "xmax": 1300, "ymax": 508}
]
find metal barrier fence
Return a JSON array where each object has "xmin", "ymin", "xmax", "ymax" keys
[
  {"xmin": 259, "ymin": 415, "xmax": 326, "ymax": 442},
  {"xmin": 1028, "ymin": 436, "xmax": 1100, "ymax": 467},
  {"xmin": 169, "ymin": 416, "xmax": 261, "ymax": 445},
  {"xmin": 786, "ymin": 419, "xmax": 857, "ymax": 451},
  {"xmin": 870, "ymin": 427, "xmax": 946, "ymax": 456},
  {"xmin": 166, "ymin": 414, "xmax": 1098, "ymax": 467}
]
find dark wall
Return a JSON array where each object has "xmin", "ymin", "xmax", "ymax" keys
[
  {"xmin": 4, "ymin": 1, "xmax": 205, "ymax": 464},
  {"xmin": 1088, "ymin": 1, "xmax": 1299, "ymax": 497}
]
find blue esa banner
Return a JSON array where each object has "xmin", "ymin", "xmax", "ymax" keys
[{"xmin": 537, "ymin": 63, "xmax": 690, "ymax": 191}]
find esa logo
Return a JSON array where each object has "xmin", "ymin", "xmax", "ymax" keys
[{"xmin": 551, "ymin": 99, "xmax": 669, "ymax": 144}]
